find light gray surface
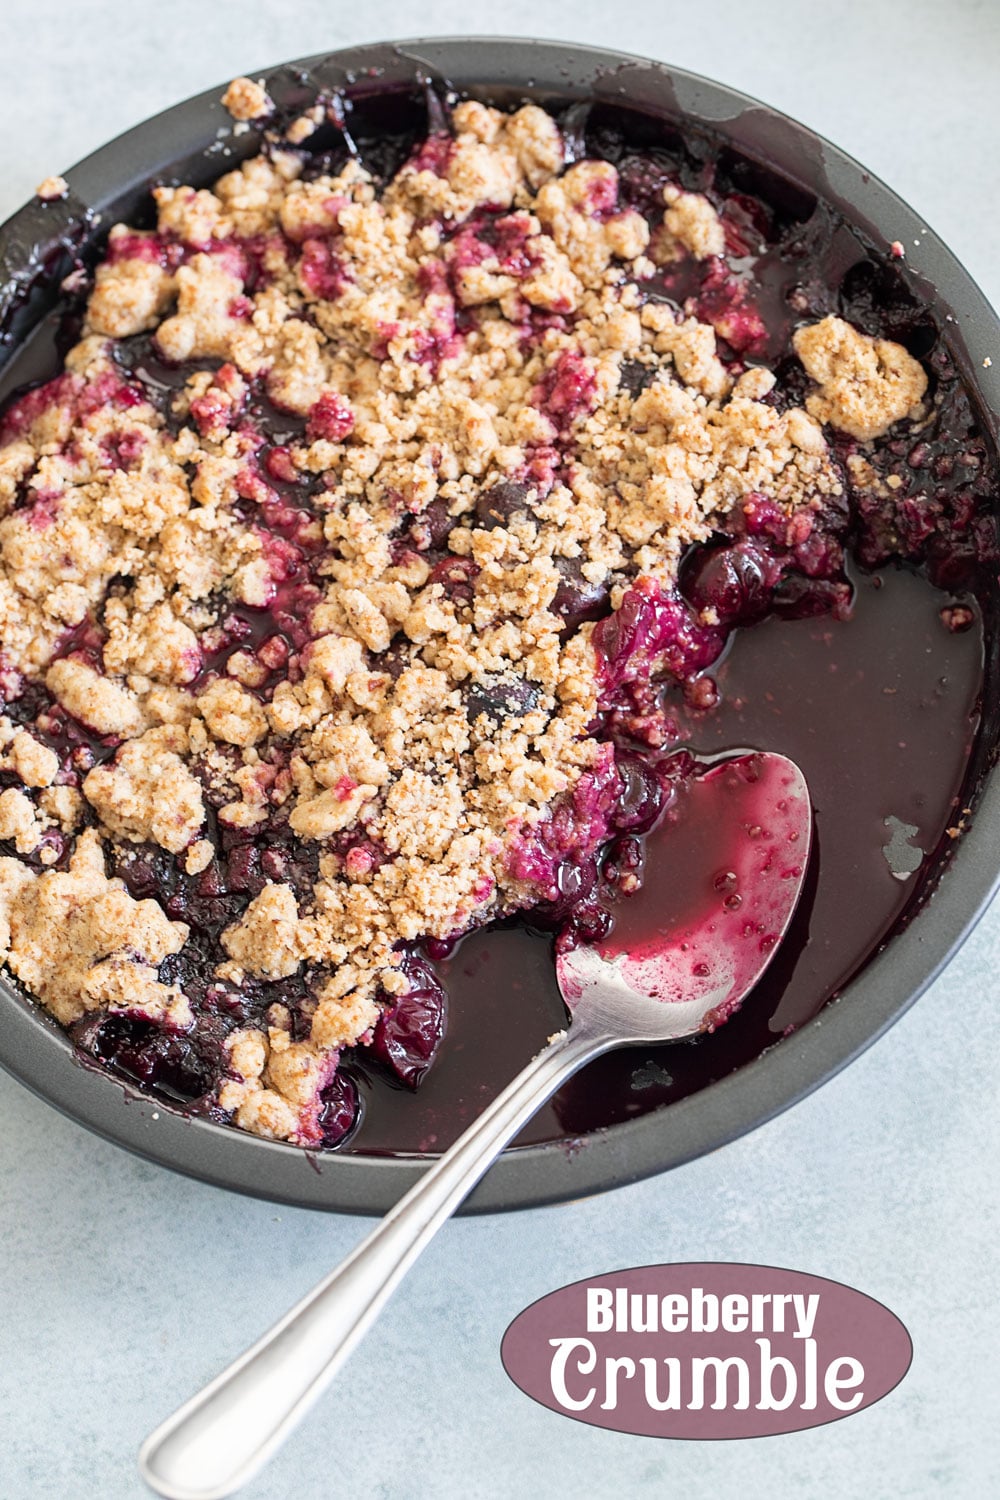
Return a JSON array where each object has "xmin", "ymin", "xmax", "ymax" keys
[{"xmin": 1, "ymin": 4, "xmax": 998, "ymax": 1498}]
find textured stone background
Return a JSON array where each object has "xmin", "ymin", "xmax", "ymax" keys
[{"xmin": 1, "ymin": 3, "xmax": 998, "ymax": 1496}]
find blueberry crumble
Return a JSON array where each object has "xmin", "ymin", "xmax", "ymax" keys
[{"xmin": 0, "ymin": 82, "xmax": 993, "ymax": 1152}]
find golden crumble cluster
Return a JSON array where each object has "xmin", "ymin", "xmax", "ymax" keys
[{"xmin": 0, "ymin": 90, "xmax": 927, "ymax": 1146}]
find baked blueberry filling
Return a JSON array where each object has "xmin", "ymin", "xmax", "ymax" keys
[{"xmin": 0, "ymin": 81, "xmax": 994, "ymax": 1153}]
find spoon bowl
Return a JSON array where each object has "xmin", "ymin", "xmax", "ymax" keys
[{"xmin": 557, "ymin": 751, "xmax": 813, "ymax": 1044}]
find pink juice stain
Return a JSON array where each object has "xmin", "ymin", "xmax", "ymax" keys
[{"xmin": 577, "ymin": 754, "xmax": 809, "ymax": 1027}]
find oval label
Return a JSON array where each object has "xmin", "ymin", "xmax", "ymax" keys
[{"xmin": 501, "ymin": 1262, "xmax": 912, "ymax": 1438}]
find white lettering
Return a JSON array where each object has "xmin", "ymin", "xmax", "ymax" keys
[
  {"xmin": 640, "ymin": 1357, "xmax": 682, "ymax": 1411},
  {"xmin": 691, "ymin": 1287, "xmax": 719, "ymax": 1333},
  {"xmin": 802, "ymin": 1336, "xmax": 818, "ymax": 1409},
  {"xmin": 750, "ymin": 1292, "xmax": 772, "ymax": 1329},
  {"xmin": 586, "ymin": 1288, "xmax": 613, "ymax": 1333},
  {"xmin": 548, "ymin": 1337, "xmax": 597, "ymax": 1410},
  {"xmin": 754, "ymin": 1339, "xmax": 797, "ymax": 1410},
  {"xmin": 825, "ymin": 1357, "xmax": 865, "ymax": 1411},
  {"xmin": 688, "ymin": 1355, "xmax": 750, "ymax": 1411},
  {"xmin": 631, "ymin": 1294, "xmax": 658, "ymax": 1333},
  {"xmin": 601, "ymin": 1356, "xmax": 636, "ymax": 1410},
  {"xmin": 721, "ymin": 1293, "xmax": 749, "ymax": 1333},
  {"xmin": 546, "ymin": 1328, "xmax": 867, "ymax": 1421},
  {"xmin": 770, "ymin": 1293, "xmax": 791, "ymax": 1333},
  {"xmin": 661, "ymin": 1293, "xmax": 688, "ymax": 1332},
  {"xmin": 581, "ymin": 1285, "xmax": 821, "ymax": 1338},
  {"xmin": 792, "ymin": 1293, "xmax": 820, "ymax": 1340}
]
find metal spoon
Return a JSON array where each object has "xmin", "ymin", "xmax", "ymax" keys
[{"xmin": 139, "ymin": 751, "xmax": 811, "ymax": 1500}]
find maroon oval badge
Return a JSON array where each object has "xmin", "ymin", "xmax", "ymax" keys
[{"xmin": 501, "ymin": 1263, "xmax": 912, "ymax": 1438}]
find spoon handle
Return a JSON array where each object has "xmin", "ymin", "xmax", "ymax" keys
[{"xmin": 139, "ymin": 1023, "xmax": 611, "ymax": 1500}]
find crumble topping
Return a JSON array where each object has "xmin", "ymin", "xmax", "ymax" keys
[
  {"xmin": 0, "ymin": 89, "xmax": 936, "ymax": 1148},
  {"xmin": 658, "ymin": 185, "xmax": 726, "ymax": 262},
  {"xmin": 0, "ymin": 829, "xmax": 188, "ymax": 1025},
  {"xmin": 220, "ymin": 882, "xmax": 302, "ymax": 978},
  {"xmin": 222, "ymin": 77, "xmax": 274, "ymax": 123},
  {"xmin": 793, "ymin": 315, "xmax": 928, "ymax": 441},
  {"xmin": 0, "ymin": 788, "xmax": 43, "ymax": 854},
  {"xmin": 218, "ymin": 1022, "xmax": 339, "ymax": 1141},
  {"xmin": 88, "ymin": 244, "xmax": 178, "ymax": 339},
  {"xmin": 1, "ymin": 725, "xmax": 59, "ymax": 787},
  {"xmin": 36, "ymin": 175, "xmax": 69, "ymax": 203},
  {"xmin": 82, "ymin": 727, "xmax": 206, "ymax": 853}
]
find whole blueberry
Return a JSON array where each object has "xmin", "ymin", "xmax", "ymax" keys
[
  {"xmin": 465, "ymin": 673, "xmax": 540, "ymax": 727},
  {"xmin": 474, "ymin": 481, "xmax": 534, "ymax": 531},
  {"xmin": 403, "ymin": 498, "xmax": 454, "ymax": 551},
  {"xmin": 550, "ymin": 557, "xmax": 611, "ymax": 631},
  {"xmin": 618, "ymin": 358, "xmax": 656, "ymax": 396},
  {"xmin": 370, "ymin": 957, "xmax": 447, "ymax": 1089},
  {"xmin": 681, "ymin": 541, "xmax": 773, "ymax": 625}
]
